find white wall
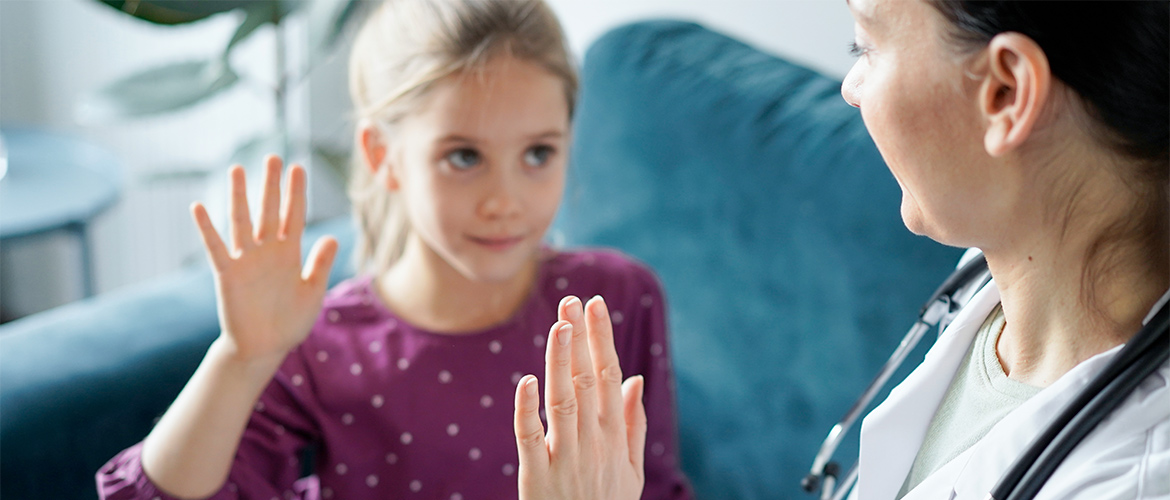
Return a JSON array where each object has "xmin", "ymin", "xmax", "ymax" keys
[{"xmin": 0, "ymin": 0, "xmax": 856, "ymax": 319}]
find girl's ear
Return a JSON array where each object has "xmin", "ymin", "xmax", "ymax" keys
[
  {"xmin": 360, "ymin": 122, "xmax": 400, "ymax": 191},
  {"xmin": 979, "ymin": 32, "xmax": 1052, "ymax": 157}
]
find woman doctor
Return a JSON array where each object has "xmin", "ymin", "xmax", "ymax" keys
[{"xmin": 509, "ymin": 1, "xmax": 1169, "ymax": 499}]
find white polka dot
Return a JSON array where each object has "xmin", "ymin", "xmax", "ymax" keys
[
  {"xmin": 641, "ymin": 294, "xmax": 654, "ymax": 308},
  {"xmin": 350, "ymin": 363, "xmax": 363, "ymax": 376},
  {"xmin": 274, "ymin": 424, "xmax": 285, "ymax": 435},
  {"xmin": 555, "ymin": 277, "xmax": 569, "ymax": 290},
  {"xmin": 401, "ymin": 432, "xmax": 413, "ymax": 444},
  {"xmin": 447, "ymin": 423, "xmax": 460, "ymax": 436},
  {"xmin": 469, "ymin": 447, "xmax": 482, "ymax": 460},
  {"xmin": 291, "ymin": 374, "xmax": 304, "ymax": 386},
  {"xmin": 480, "ymin": 395, "xmax": 494, "ymax": 408},
  {"xmin": 336, "ymin": 463, "xmax": 348, "ymax": 475},
  {"xmin": 651, "ymin": 442, "xmax": 666, "ymax": 456},
  {"xmin": 317, "ymin": 350, "xmax": 329, "ymax": 362},
  {"xmin": 369, "ymin": 341, "xmax": 382, "ymax": 353},
  {"xmin": 366, "ymin": 474, "xmax": 379, "ymax": 487},
  {"xmin": 410, "ymin": 480, "xmax": 422, "ymax": 492},
  {"xmin": 438, "ymin": 370, "xmax": 453, "ymax": 383},
  {"xmin": 372, "ymin": 395, "xmax": 384, "ymax": 408},
  {"xmin": 397, "ymin": 358, "xmax": 410, "ymax": 370},
  {"xmin": 342, "ymin": 413, "xmax": 354, "ymax": 425},
  {"xmin": 534, "ymin": 334, "xmax": 546, "ymax": 347},
  {"xmin": 451, "ymin": 494, "xmax": 464, "ymax": 500},
  {"xmin": 650, "ymin": 343, "xmax": 664, "ymax": 357},
  {"xmin": 327, "ymin": 310, "xmax": 340, "ymax": 322},
  {"xmin": 322, "ymin": 487, "xmax": 333, "ymax": 498},
  {"xmin": 502, "ymin": 463, "xmax": 515, "ymax": 476},
  {"xmin": 489, "ymin": 340, "xmax": 503, "ymax": 354},
  {"xmin": 612, "ymin": 311, "xmax": 624, "ymax": 325},
  {"xmin": 386, "ymin": 452, "xmax": 399, "ymax": 464},
  {"xmin": 255, "ymin": 401, "xmax": 265, "ymax": 412},
  {"xmin": 511, "ymin": 372, "xmax": 523, "ymax": 385}
]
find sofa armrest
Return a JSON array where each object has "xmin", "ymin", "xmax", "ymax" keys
[{"xmin": 0, "ymin": 215, "xmax": 354, "ymax": 500}]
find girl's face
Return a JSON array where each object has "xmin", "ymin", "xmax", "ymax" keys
[
  {"xmin": 841, "ymin": 0, "xmax": 998, "ymax": 246},
  {"xmin": 386, "ymin": 56, "xmax": 570, "ymax": 284}
]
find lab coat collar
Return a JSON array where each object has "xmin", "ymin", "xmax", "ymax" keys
[{"xmin": 855, "ymin": 279, "xmax": 1002, "ymax": 500}]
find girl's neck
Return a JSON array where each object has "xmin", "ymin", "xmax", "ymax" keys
[{"xmin": 375, "ymin": 237, "xmax": 540, "ymax": 334}]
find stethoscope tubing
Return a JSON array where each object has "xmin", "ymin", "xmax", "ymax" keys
[{"xmin": 990, "ymin": 301, "xmax": 1169, "ymax": 500}]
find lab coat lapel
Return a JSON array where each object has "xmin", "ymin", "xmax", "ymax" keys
[{"xmin": 855, "ymin": 282, "xmax": 1001, "ymax": 500}]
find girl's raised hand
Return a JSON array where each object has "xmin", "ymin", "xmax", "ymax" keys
[
  {"xmin": 513, "ymin": 295, "xmax": 647, "ymax": 500},
  {"xmin": 190, "ymin": 155, "xmax": 338, "ymax": 364}
]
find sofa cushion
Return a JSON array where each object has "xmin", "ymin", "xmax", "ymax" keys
[{"xmin": 557, "ymin": 20, "xmax": 964, "ymax": 499}]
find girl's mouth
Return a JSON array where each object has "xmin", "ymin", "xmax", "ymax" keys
[{"xmin": 467, "ymin": 234, "xmax": 525, "ymax": 252}]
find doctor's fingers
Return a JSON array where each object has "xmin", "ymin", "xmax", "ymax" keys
[
  {"xmin": 544, "ymin": 320, "xmax": 580, "ymax": 457},
  {"xmin": 514, "ymin": 373, "xmax": 550, "ymax": 477},
  {"xmin": 584, "ymin": 296, "xmax": 627, "ymax": 439},
  {"xmin": 559, "ymin": 296, "xmax": 601, "ymax": 441},
  {"xmin": 255, "ymin": 156, "xmax": 283, "ymax": 241},
  {"xmin": 190, "ymin": 202, "xmax": 230, "ymax": 271}
]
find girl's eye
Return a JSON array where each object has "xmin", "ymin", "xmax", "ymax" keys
[
  {"xmin": 445, "ymin": 148, "xmax": 481, "ymax": 170},
  {"xmin": 524, "ymin": 145, "xmax": 555, "ymax": 167},
  {"xmin": 848, "ymin": 41, "xmax": 869, "ymax": 58}
]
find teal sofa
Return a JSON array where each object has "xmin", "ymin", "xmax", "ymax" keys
[{"xmin": 0, "ymin": 20, "xmax": 962, "ymax": 500}]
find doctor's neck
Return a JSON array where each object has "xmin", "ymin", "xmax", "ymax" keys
[{"xmin": 978, "ymin": 146, "xmax": 1168, "ymax": 388}]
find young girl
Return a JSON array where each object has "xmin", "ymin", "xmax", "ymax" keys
[{"xmin": 95, "ymin": 1, "xmax": 691, "ymax": 499}]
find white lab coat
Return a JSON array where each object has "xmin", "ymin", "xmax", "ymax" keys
[{"xmin": 852, "ymin": 277, "xmax": 1170, "ymax": 500}]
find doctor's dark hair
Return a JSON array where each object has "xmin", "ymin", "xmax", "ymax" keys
[{"xmin": 927, "ymin": 1, "xmax": 1169, "ymax": 171}]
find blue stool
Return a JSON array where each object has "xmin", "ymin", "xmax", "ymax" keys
[{"xmin": 0, "ymin": 126, "xmax": 123, "ymax": 298}]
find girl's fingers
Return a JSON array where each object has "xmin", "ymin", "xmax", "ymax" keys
[
  {"xmin": 561, "ymin": 296, "xmax": 600, "ymax": 441},
  {"xmin": 514, "ymin": 374, "xmax": 550, "ymax": 474},
  {"xmin": 256, "ymin": 155, "xmax": 283, "ymax": 241},
  {"xmin": 301, "ymin": 236, "xmax": 338, "ymax": 286},
  {"xmin": 281, "ymin": 164, "xmax": 307, "ymax": 242},
  {"xmin": 190, "ymin": 202, "xmax": 230, "ymax": 271},
  {"xmin": 544, "ymin": 320, "xmax": 579, "ymax": 457},
  {"xmin": 585, "ymin": 296, "xmax": 626, "ymax": 435},
  {"xmin": 228, "ymin": 166, "xmax": 255, "ymax": 252},
  {"xmin": 622, "ymin": 375, "xmax": 648, "ymax": 471}
]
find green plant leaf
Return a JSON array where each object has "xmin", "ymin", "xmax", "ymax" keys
[
  {"xmin": 76, "ymin": 59, "xmax": 239, "ymax": 122},
  {"xmin": 307, "ymin": 0, "xmax": 364, "ymax": 63},
  {"xmin": 94, "ymin": 0, "xmax": 251, "ymax": 25}
]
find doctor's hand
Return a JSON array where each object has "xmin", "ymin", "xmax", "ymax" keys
[
  {"xmin": 190, "ymin": 155, "xmax": 338, "ymax": 364},
  {"xmin": 513, "ymin": 295, "xmax": 647, "ymax": 500}
]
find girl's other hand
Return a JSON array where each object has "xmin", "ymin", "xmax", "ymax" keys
[
  {"xmin": 513, "ymin": 295, "xmax": 647, "ymax": 500},
  {"xmin": 190, "ymin": 155, "xmax": 338, "ymax": 364}
]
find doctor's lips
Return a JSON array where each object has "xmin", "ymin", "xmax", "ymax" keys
[{"xmin": 467, "ymin": 234, "xmax": 526, "ymax": 251}]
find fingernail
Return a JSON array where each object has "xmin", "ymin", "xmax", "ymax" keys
[
  {"xmin": 590, "ymin": 296, "xmax": 607, "ymax": 318},
  {"xmin": 566, "ymin": 297, "xmax": 582, "ymax": 320},
  {"xmin": 525, "ymin": 377, "xmax": 537, "ymax": 395},
  {"xmin": 557, "ymin": 323, "xmax": 572, "ymax": 345}
]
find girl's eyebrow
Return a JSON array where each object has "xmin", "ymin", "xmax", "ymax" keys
[
  {"xmin": 845, "ymin": 0, "xmax": 879, "ymax": 27},
  {"xmin": 436, "ymin": 130, "xmax": 565, "ymax": 144}
]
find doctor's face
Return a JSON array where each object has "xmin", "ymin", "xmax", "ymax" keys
[{"xmin": 841, "ymin": 0, "xmax": 998, "ymax": 245}]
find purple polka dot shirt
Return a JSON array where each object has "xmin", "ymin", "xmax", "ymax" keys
[{"xmin": 97, "ymin": 250, "xmax": 692, "ymax": 500}]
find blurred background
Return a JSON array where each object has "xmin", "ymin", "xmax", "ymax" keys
[{"xmin": 0, "ymin": 0, "xmax": 854, "ymax": 322}]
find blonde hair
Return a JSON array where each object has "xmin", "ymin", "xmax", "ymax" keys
[{"xmin": 347, "ymin": 0, "xmax": 577, "ymax": 276}]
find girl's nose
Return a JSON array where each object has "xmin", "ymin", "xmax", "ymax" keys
[{"xmin": 478, "ymin": 171, "xmax": 522, "ymax": 219}]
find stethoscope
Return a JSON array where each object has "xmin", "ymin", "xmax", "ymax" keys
[{"xmin": 801, "ymin": 252, "xmax": 1170, "ymax": 500}]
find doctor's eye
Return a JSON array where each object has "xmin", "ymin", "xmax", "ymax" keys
[
  {"xmin": 445, "ymin": 148, "xmax": 481, "ymax": 170},
  {"xmin": 848, "ymin": 41, "xmax": 870, "ymax": 58},
  {"xmin": 523, "ymin": 145, "xmax": 556, "ymax": 168}
]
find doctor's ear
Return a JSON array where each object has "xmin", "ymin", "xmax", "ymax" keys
[
  {"xmin": 359, "ymin": 123, "xmax": 400, "ymax": 191},
  {"xmin": 979, "ymin": 32, "xmax": 1052, "ymax": 157}
]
